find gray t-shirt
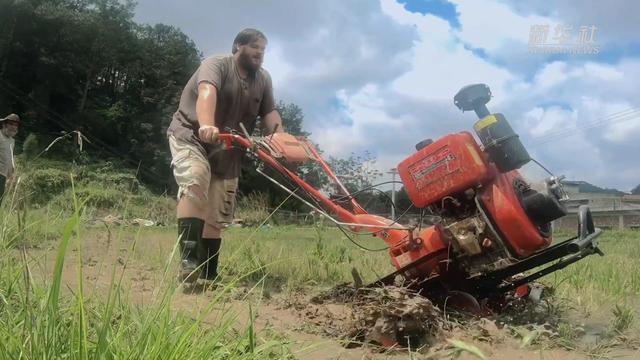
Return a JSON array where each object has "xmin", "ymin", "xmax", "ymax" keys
[
  {"xmin": 167, "ymin": 55, "xmax": 275, "ymax": 179},
  {"xmin": 0, "ymin": 131, "xmax": 14, "ymax": 178}
]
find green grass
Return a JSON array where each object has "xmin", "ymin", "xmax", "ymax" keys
[
  {"xmin": 220, "ymin": 224, "xmax": 394, "ymax": 292},
  {"xmin": 0, "ymin": 187, "xmax": 295, "ymax": 359},
  {"xmin": 544, "ymin": 230, "xmax": 640, "ymax": 313},
  {"xmin": 113, "ymin": 223, "xmax": 393, "ymax": 294},
  {"xmin": 11, "ymin": 158, "xmax": 176, "ymax": 225}
]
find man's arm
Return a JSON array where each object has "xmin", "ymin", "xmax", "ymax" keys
[
  {"xmin": 196, "ymin": 82, "xmax": 219, "ymax": 143},
  {"xmin": 258, "ymin": 70, "xmax": 282, "ymax": 135},
  {"xmin": 263, "ymin": 110, "xmax": 283, "ymax": 135}
]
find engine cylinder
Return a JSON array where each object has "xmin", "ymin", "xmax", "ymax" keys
[
  {"xmin": 519, "ymin": 187, "xmax": 567, "ymax": 227},
  {"xmin": 474, "ymin": 113, "xmax": 531, "ymax": 172}
]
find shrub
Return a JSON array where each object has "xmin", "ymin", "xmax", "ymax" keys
[
  {"xmin": 236, "ymin": 192, "xmax": 271, "ymax": 226},
  {"xmin": 22, "ymin": 133, "xmax": 40, "ymax": 160}
]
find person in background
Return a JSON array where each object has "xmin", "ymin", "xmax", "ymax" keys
[{"xmin": 0, "ymin": 113, "xmax": 19, "ymax": 204}]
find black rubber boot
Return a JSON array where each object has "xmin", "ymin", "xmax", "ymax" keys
[
  {"xmin": 178, "ymin": 218, "xmax": 205, "ymax": 283},
  {"xmin": 200, "ymin": 238, "xmax": 221, "ymax": 281}
]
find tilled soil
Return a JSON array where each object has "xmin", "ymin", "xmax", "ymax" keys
[{"xmin": 288, "ymin": 282, "xmax": 640, "ymax": 358}]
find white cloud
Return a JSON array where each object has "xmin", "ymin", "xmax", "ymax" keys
[
  {"xmin": 605, "ymin": 119, "xmax": 640, "ymax": 143},
  {"xmin": 451, "ymin": 0, "xmax": 548, "ymax": 52},
  {"xmin": 502, "ymin": 59, "xmax": 640, "ymax": 189},
  {"xmin": 381, "ymin": 0, "xmax": 517, "ymax": 103},
  {"xmin": 518, "ymin": 60, "xmax": 640, "ymax": 146},
  {"xmin": 579, "ymin": 63, "xmax": 624, "ymax": 81},
  {"xmin": 523, "ymin": 106, "xmax": 577, "ymax": 138},
  {"xmin": 579, "ymin": 98, "xmax": 640, "ymax": 143},
  {"xmin": 326, "ymin": 0, "xmax": 640, "ymax": 189},
  {"xmin": 262, "ymin": 40, "xmax": 293, "ymax": 89},
  {"xmin": 533, "ymin": 61, "xmax": 568, "ymax": 89}
]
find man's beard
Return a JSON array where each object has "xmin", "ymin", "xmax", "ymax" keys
[
  {"xmin": 2, "ymin": 127, "xmax": 16, "ymax": 138},
  {"xmin": 239, "ymin": 52, "xmax": 262, "ymax": 73}
]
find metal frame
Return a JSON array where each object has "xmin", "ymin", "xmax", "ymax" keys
[
  {"xmin": 219, "ymin": 133, "xmax": 412, "ymax": 232},
  {"xmin": 471, "ymin": 205, "xmax": 603, "ymax": 295},
  {"xmin": 219, "ymin": 133, "xmax": 359, "ymax": 224}
]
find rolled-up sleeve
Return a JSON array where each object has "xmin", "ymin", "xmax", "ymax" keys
[{"xmin": 196, "ymin": 57, "xmax": 225, "ymax": 90}]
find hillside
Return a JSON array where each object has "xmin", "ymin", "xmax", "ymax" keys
[{"xmin": 6, "ymin": 158, "xmax": 176, "ymax": 226}]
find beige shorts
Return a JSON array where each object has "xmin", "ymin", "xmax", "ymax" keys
[{"xmin": 169, "ymin": 135, "xmax": 238, "ymax": 229}]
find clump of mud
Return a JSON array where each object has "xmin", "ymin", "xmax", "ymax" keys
[
  {"xmin": 310, "ymin": 282, "xmax": 358, "ymax": 304},
  {"xmin": 344, "ymin": 286, "xmax": 446, "ymax": 349},
  {"xmin": 300, "ymin": 282, "xmax": 575, "ymax": 351},
  {"xmin": 496, "ymin": 286, "xmax": 568, "ymax": 327},
  {"xmin": 308, "ymin": 284, "xmax": 447, "ymax": 349}
]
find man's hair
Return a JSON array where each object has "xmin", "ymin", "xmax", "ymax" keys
[{"xmin": 232, "ymin": 28, "xmax": 267, "ymax": 54}]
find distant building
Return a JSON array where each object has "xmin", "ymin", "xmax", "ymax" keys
[{"xmin": 554, "ymin": 181, "xmax": 640, "ymax": 230}]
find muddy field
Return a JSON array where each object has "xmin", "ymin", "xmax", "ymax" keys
[{"xmin": 19, "ymin": 225, "xmax": 640, "ymax": 359}]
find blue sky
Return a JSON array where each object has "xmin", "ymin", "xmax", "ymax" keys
[
  {"xmin": 398, "ymin": 0, "xmax": 460, "ymax": 28},
  {"xmin": 134, "ymin": 0, "xmax": 640, "ymax": 191}
]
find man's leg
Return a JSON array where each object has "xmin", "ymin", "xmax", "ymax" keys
[
  {"xmin": 0, "ymin": 175, "xmax": 5, "ymax": 205},
  {"xmin": 200, "ymin": 176, "xmax": 238, "ymax": 281},
  {"xmin": 169, "ymin": 136, "xmax": 211, "ymax": 283},
  {"xmin": 176, "ymin": 188, "xmax": 207, "ymax": 283},
  {"xmin": 201, "ymin": 224, "xmax": 222, "ymax": 281}
]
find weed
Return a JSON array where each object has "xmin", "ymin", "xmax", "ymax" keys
[
  {"xmin": 610, "ymin": 304, "xmax": 635, "ymax": 335},
  {"xmin": 446, "ymin": 339, "xmax": 486, "ymax": 359},
  {"xmin": 0, "ymin": 175, "xmax": 293, "ymax": 359}
]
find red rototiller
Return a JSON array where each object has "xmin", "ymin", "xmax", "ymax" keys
[{"xmin": 217, "ymin": 83, "xmax": 603, "ymax": 316}]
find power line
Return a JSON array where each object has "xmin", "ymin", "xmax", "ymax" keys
[
  {"xmin": 530, "ymin": 107, "xmax": 639, "ymax": 142},
  {"xmin": 533, "ymin": 107, "xmax": 640, "ymax": 138},
  {"xmin": 529, "ymin": 107, "xmax": 640, "ymax": 146}
]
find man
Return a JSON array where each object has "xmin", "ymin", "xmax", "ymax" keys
[
  {"xmin": 0, "ymin": 113, "xmax": 19, "ymax": 204},
  {"xmin": 167, "ymin": 28, "xmax": 283, "ymax": 283}
]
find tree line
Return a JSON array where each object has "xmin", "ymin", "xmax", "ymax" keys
[{"xmin": 1, "ymin": 0, "xmax": 203, "ymax": 190}]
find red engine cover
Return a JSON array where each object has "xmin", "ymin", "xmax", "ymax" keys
[
  {"xmin": 479, "ymin": 171, "xmax": 551, "ymax": 258},
  {"xmin": 398, "ymin": 132, "xmax": 491, "ymax": 208}
]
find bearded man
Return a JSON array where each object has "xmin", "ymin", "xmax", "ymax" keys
[{"xmin": 166, "ymin": 28, "xmax": 283, "ymax": 283}]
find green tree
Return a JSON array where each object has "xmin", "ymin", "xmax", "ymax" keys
[
  {"xmin": 0, "ymin": 0, "xmax": 200, "ymax": 191},
  {"xmin": 323, "ymin": 151, "xmax": 384, "ymax": 213},
  {"xmin": 277, "ymin": 101, "xmax": 309, "ymax": 136},
  {"xmin": 326, "ymin": 151, "xmax": 382, "ymax": 194}
]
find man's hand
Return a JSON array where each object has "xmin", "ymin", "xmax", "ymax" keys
[
  {"xmin": 263, "ymin": 110, "xmax": 283, "ymax": 135},
  {"xmin": 198, "ymin": 125, "xmax": 219, "ymax": 144}
]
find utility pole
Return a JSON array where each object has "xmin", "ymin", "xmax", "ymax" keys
[{"xmin": 387, "ymin": 168, "xmax": 399, "ymax": 219}]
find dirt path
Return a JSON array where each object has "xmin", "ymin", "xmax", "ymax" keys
[{"xmin": 25, "ymin": 229, "xmax": 639, "ymax": 359}]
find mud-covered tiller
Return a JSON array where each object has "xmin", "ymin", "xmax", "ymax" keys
[{"xmin": 217, "ymin": 83, "xmax": 603, "ymax": 317}]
